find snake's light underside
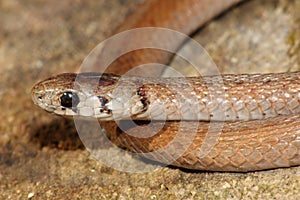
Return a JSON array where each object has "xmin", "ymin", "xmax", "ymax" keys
[{"xmin": 31, "ymin": 0, "xmax": 300, "ymax": 171}]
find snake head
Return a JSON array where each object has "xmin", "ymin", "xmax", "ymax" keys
[{"xmin": 31, "ymin": 73, "xmax": 121, "ymax": 120}]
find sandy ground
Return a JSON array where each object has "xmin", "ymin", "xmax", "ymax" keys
[{"xmin": 0, "ymin": 0, "xmax": 300, "ymax": 199}]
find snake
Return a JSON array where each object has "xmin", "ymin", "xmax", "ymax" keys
[{"xmin": 31, "ymin": 0, "xmax": 300, "ymax": 172}]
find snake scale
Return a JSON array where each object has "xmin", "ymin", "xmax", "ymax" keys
[{"xmin": 31, "ymin": 0, "xmax": 300, "ymax": 172}]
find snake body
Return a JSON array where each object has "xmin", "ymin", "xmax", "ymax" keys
[{"xmin": 31, "ymin": 0, "xmax": 300, "ymax": 171}]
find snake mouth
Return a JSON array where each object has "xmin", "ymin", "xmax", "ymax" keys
[{"xmin": 31, "ymin": 91, "xmax": 44, "ymax": 107}]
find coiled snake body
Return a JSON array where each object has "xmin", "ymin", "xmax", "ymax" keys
[{"xmin": 31, "ymin": 0, "xmax": 300, "ymax": 171}]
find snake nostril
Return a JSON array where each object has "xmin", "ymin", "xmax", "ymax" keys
[
  {"xmin": 33, "ymin": 93, "xmax": 43, "ymax": 104},
  {"xmin": 60, "ymin": 91, "xmax": 80, "ymax": 108}
]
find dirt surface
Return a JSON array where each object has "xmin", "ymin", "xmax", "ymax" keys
[{"xmin": 0, "ymin": 0, "xmax": 300, "ymax": 199}]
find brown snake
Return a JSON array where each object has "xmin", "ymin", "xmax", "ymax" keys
[{"xmin": 31, "ymin": 0, "xmax": 300, "ymax": 172}]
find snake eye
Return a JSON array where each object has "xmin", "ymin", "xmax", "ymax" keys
[{"xmin": 60, "ymin": 91, "xmax": 80, "ymax": 108}]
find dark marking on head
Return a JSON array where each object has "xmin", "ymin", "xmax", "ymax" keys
[
  {"xmin": 98, "ymin": 96, "xmax": 109, "ymax": 106},
  {"xmin": 98, "ymin": 96, "xmax": 112, "ymax": 114},
  {"xmin": 99, "ymin": 108, "xmax": 112, "ymax": 114},
  {"xmin": 137, "ymin": 85, "xmax": 150, "ymax": 112}
]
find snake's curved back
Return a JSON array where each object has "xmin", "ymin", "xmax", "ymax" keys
[{"xmin": 104, "ymin": 0, "xmax": 243, "ymax": 75}]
